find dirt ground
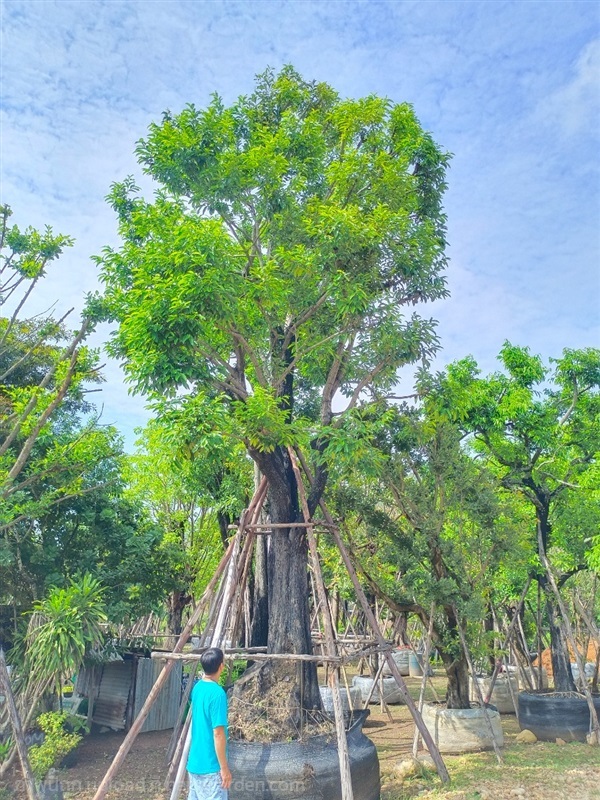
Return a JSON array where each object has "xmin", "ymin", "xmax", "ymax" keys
[{"xmin": 3, "ymin": 675, "xmax": 600, "ymax": 800}]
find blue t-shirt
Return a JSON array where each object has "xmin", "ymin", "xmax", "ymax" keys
[{"xmin": 187, "ymin": 678, "xmax": 228, "ymax": 775}]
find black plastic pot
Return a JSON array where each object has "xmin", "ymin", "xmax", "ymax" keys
[
  {"xmin": 228, "ymin": 709, "xmax": 380, "ymax": 800},
  {"xmin": 518, "ymin": 690, "xmax": 600, "ymax": 742}
]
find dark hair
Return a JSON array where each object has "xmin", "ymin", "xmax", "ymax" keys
[{"xmin": 201, "ymin": 647, "xmax": 224, "ymax": 676}]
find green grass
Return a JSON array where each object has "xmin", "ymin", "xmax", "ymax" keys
[{"xmin": 381, "ymin": 741, "xmax": 600, "ymax": 799}]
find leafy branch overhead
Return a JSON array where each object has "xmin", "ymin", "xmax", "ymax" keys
[{"xmin": 94, "ymin": 67, "xmax": 450, "ymax": 485}]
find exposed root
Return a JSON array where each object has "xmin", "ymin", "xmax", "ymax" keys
[{"xmin": 228, "ymin": 660, "xmax": 334, "ymax": 743}]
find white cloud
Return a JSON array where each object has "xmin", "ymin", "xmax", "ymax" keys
[
  {"xmin": 1, "ymin": 0, "xmax": 598, "ymax": 448},
  {"xmin": 536, "ymin": 38, "xmax": 600, "ymax": 137}
]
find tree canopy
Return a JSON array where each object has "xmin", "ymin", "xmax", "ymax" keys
[{"xmin": 94, "ymin": 67, "xmax": 451, "ymax": 709}]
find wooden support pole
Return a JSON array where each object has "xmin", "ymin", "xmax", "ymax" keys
[
  {"xmin": 168, "ymin": 486, "xmax": 267, "ymax": 800},
  {"xmin": 483, "ymin": 579, "xmax": 532, "ymax": 703},
  {"xmin": 413, "ymin": 604, "xmax": 436, "ymax": 757},
  {"xmin": 91, "ymin": 532, "xmax": 239, "ymax": 800},
  {"xmin": 453, "ymin": 608, "xmax": 503, "ymax": 765},
  {"xmin": 288, "ymin": 447, "xmax": 354, "ymax": 800},
  {"xmin": 293, "ymin": 447, "xmax": 450, "ymax": 785},
  {"xmin": 0, "ymin": 648, "xmax": 39, "ymax": 800}
]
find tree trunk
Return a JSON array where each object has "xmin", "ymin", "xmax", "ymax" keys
[
  {"xmin": 167, "ymin": 590, "xmax": 191, "ymax": 636},
  {"xmin": 231, "ymin": 445, "xmax": 322, "ymax": 727},
  {"xmin": 266, "ymin": 457, "xmax": 320, "ymax": 709},
  {"xmin": 536, "ymin": 510, "xmax": 576, "ymax": 692},
  {"xmin": 439, "ymin": 647, "xmax": 471, "ymax": 709},
  {"xmin": 249, "ymin": 533, "xmax": 268, "ymax": 649},
  {"xmin": 394, "ymin": 611, "xmax": 410, "ymax": 646},
  {"xmin": 546, "ymin": 593, "xmax": 576, "ymax": 692}
]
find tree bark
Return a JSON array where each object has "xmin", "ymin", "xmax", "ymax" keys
[
  {"xmin": 241, "ymin": 445, "xmax": 321, "ymax": 713},
  {"xmin": 249, "ymin": 533, "xmax": 268, "ymax": 649},
  {"xmin": 536, "ymin": 511, "xmax": 576, "ymax": 692},
  {"xmin": 545, "ymin": 592, "xmax": 576, "ymax": 692},
  {"xmin": 167, "ymin": 590, "xmax": 191, "ymax": 636}
]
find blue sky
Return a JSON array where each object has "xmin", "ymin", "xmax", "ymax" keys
[{"xmin": 1, "ymin": 0, "xmax": 599, "ymax": 449}]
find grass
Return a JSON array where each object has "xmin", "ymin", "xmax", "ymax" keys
[
  {"xmin": 351, "ymin": 669, "xmax": 600, "ymax": 800},
  {"xmin": 380, "ymin": 727, "xmax": 600, "ymax": 800}
]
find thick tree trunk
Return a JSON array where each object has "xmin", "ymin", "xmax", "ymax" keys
[
  {"xmin": 249, "ymin": 533, "xmax": 268, "ymax": 649},
  {"xmin": 394, "ymin": 611, "xmax": 410, "ymax": 646},
  {"xmin": 232, "ymin": 445, "xmax": 321, "ymax": 728},
  {"xmin": 167, "ymin": 590, "xmax": 191, "ymax": 636},
  {"xmin": 266, "ymin": 456, "xmax": 320, "ymax": 709},
  {"xmin": 440, "ymin": 648, "xmax": 471, "ymax": 709},
  {"xmin": 546, "ymin": 593, "xmax": 576, "ymax": 692},
  {"xmin": 536, "ymin": 510, "xmax": 576, "ymax": 692}
]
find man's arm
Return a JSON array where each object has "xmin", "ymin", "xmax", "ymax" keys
[{"xmin": 213, "ymin": 725, "xmax": 231, "ymax": 789}]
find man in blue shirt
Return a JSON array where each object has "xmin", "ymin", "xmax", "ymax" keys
[{"xmin": 187, "ymin": 647, "xmax": 231, "ymax": 800}]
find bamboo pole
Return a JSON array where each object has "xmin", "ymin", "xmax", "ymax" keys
[
  {"xmin": 91, "ymin": 532, "xmax": 240, "ymax": 800},
  {"xmin": 288, "ymin": 447, "xmax": 354, "ymax": 800},
  {"xmin": 0, "ymin": 649, "xmax": 39, "ymax": 800},
  {"xmin": 168, "ymin": 485, "xmax": 267, "ymax": 800},
  {"xmin": 165, "ymin": 662, "xmax": 198, "ymax": 766},
  {"xmin": 413, "ymin": 604, "xmax": 436, "ymax": 757},
  {"xmin": 293, "ymin": 447, "xmax": 450, "ymax": 785}
]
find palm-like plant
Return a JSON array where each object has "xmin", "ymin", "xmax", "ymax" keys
[{"xmin": 24, "ymin": 574, "xmax": 107, "ymax": 706}]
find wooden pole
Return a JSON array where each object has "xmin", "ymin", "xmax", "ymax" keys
[
  {"xmin": 452, "ymin": 608, "xmax": 503, "ymax": 765},
  {"xmin": 0, "ymin": 648, "xmax": 39, "ymax": 800},
  {"xmin": 91, "ymin": 534, "xmax": 238, "ymax": 800},
  {"xmin": 413, "ymin": 604, "xmax": 436, "ymax": 757},
  {"xmin": 288, "ymin": 448, "xmax": 354, "ymax": 800},
  {"xmin": 168, "ymin": 481, "xmax": 268, "ymax": 800},
  {"xmin": 293, "ymin": 447, "xmax": 450, "ymax": 785},
  {"xmin": 483, "ymin": 579, "xmax": 532, "ymax": 702}
]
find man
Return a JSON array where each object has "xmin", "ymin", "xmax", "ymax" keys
[{"xmin": 187, "ymin": 647, "xmax": 232, "ymax": 800}]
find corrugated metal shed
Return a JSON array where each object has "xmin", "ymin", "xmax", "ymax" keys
[
  {"xmin": 94, "ymin": 660, "xmax": 133, "ymax": 730},
  {"xmin": 80, "ymin": 655, "xmax": 182, "ymax": 733},
  {"xmin": 133, "ymin": 657, "xmax": 182, "ymax": 733}
]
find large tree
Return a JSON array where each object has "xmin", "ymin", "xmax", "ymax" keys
[
  {"xmin": 94, "ymin": 67, "xmax": 449, "ymax": 710},
  {"xmin": 427, "ymin": 344, "xmax": 600, "ymax": 691}
]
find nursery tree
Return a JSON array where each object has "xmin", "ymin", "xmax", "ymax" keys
[
  {"xmin": 427, "ymin": 344, "xmax": 600, "ymax": 691},
  {"xmin": 95, "ymin": 67, "xmax": 449, "ymax": 711},
  {"xmin": 332, "ymin": 407, "xmax": 517, "ymax": 708}
]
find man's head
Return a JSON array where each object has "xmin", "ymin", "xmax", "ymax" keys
[{"xmin": 200, "ymin": 647, "xmax": 225, "ymax": 677}]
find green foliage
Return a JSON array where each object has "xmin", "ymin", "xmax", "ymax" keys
[
  {"xmin": 22, "ymin": 575, "xmax": 106, "ymax": 693},
  {"xmin": 0, "ymin": 738, "xmax": 12, "ymax": 765},
  {"xmin": 94, "ymin": 65, "xmax": 449, "ymax": 512},
  {"xmin": 424, "ymin": 344, "xmax": 600, "ymax": 570},
  {"xmin": 28, "ymin": 711, "xmax": 82, "ymax": 781}
]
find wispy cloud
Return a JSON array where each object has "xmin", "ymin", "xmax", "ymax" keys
[{"xmin": 1, "ymin": 0, "xmax": 598, "ymax": 447}]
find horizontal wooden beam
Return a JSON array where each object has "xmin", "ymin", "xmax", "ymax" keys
[{"xmin": 151, "ymin": 651, "xmax": 342, "ymax": 664}]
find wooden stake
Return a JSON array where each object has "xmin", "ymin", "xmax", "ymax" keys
[
  {"xmin": 293, "ymin": 447, "xmax": 450, "ymax": 785},
  {"xmin": 483, "ymin": 579, "xmax": 531, "ymax": 703},
  {"xmin": 413, "ymin": 604, "xmax": 435, "ymax": 757},
  {"xmin": 91, "ymin": 531, "xmax": 239, "ymax": 800},
  {"xmin": 0, "ymin": 648, "xmax": 39, "ymax": 800},
  {"xmin": 453, "ymin": 608, "xmax": 503, "ymax": 765},
  {"xmin": 288, "ymin": 447, "xmax": 354, "ymax": 800}
]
